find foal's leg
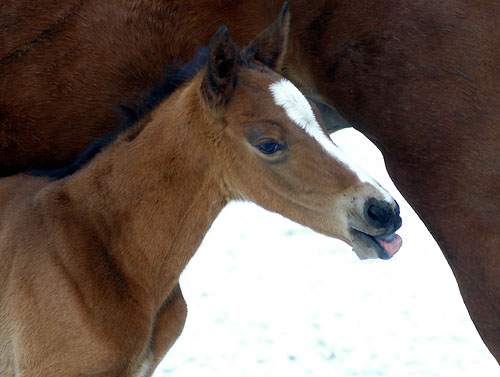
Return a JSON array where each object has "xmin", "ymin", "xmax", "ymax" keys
[{"xmin": 147, "ymin": 283, "xmax": 188, "ymax": 375}]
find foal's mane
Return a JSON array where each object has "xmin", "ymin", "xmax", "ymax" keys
[{"xmin": 28, "ymin": 48, "xmax": 210, "ymax": 180}]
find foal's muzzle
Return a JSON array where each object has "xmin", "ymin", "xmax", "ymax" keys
[{"xmin": 350, "ymin": 197, "xmax": 403, "ymax": 260}]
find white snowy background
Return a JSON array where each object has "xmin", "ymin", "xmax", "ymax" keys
[{"xmin": 153, "ymin": 129, "xmax": 500, "ymax": 377}]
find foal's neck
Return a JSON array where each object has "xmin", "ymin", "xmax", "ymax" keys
[{"xmin": 61, "ymin": 81, "xmax": 226, "ymax": 308}]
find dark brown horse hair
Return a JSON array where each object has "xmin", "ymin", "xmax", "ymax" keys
[
  {"xmin": 28, "ymin": 47, "xmax": 211, "ymax": 180},
  {"xmin": 27, "ymin": 43, "xmax": 273, "ymax": 181}
]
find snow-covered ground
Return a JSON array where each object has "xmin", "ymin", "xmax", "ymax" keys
[{"xmin": 153, "ymin": 129, "xmax": 500, "ymax": 377}]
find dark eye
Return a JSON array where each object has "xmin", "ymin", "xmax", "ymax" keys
[{"xmin": 256, "ymin": 141, "xmax": 285, "ymax": 155}]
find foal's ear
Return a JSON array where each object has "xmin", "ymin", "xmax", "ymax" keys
[
  {"xmin": 202, "ymin": 25, "xmax": 238, "ymax": 108},
  {"xmin": 240, "ymin": 2, "xmax": 290, "ymax": 72}
]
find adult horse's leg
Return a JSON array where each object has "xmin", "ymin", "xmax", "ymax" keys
[{"xmin": 286, "ymin": 0, "xmax": 500, "ymax": 361}]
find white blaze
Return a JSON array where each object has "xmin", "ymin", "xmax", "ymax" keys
[{"xmin": 269, "ymin": 78, "xmax": 392, "ymax": 202}]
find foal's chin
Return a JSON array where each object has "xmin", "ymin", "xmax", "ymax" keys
[{"xmin": 349, "ymin": 228, "xmax": 403, "ymax": 260}]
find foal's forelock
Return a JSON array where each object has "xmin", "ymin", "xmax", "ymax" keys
[{"xmin": 269, "ymin": 79, "xmax": 391, "ymax": 199}]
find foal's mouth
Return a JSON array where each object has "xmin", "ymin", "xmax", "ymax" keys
[{"xmin": 350, "ymin": 228, "xmax": 403, "ymax": 260}]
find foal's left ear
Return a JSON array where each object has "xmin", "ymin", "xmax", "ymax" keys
[
  {"xmin": 202, "ymin": 25, "xmax": 238, "ymax": 108},
  {"xmin": 240, "ymin": 2, "xmax": 290, "ymax": 72}
]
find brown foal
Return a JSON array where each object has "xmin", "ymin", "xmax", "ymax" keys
[{"xmin": 0, "ymin": 11, "xmax": 401, "ymax": 377}]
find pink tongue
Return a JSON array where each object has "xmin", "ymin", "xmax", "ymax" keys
[{"xmin": 377, "ymin": 234, "xmax": 403, "ymax": 257}]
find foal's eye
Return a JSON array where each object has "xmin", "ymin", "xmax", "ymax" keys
[{"xmin": 256, "ymin": 140, "xmax": 285, "ymax": 155}]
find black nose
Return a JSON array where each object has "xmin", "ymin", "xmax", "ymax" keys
[{"xmin": 364, "ymin": 198, "xmax": 402, "ymax": 232}]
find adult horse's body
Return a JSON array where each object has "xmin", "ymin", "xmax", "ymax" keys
[
  {"xmin": 1, "ymin": 0, "xmax": 500, "ymax": 362},
  {"xmin": 0, "ymin": 13, "xmax": 403, "ymax": 376}
]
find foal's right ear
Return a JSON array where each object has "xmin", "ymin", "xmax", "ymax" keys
[{"xmin": 202, "ymin": 25, "xmax": 238, "ymax": 109}]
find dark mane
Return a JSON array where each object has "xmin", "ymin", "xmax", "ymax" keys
[{"xmin": 28, "ymin": 48, "xmax": 209, "ymax": 180}]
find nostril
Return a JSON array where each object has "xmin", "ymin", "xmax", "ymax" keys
[
  {"xmin": 367, "ymin": 204, "xmax": 391, "ymax": 224},
  {"xmin": 363, "ymin": 198, "xmax": 400, "ymax": 229}
]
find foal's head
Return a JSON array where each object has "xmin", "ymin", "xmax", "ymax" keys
[{"xmin": 194, "ymin": 5, "xmax": 402, "ymax": 259}]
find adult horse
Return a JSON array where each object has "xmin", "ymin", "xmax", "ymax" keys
[
  {"xmin": 1, "ymin": 0, "xmax": 500, "ymax": 363},
  {"xmin": 0, "ymin": 14, "xmax": 403, "ymax": 376}
]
